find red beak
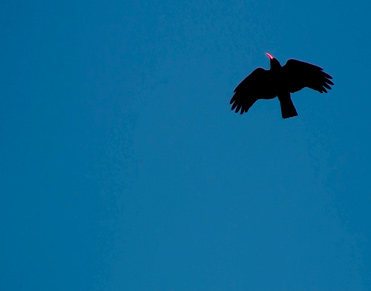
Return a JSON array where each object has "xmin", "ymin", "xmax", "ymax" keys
[{"xmin": 265, "ymin": 53, "xmax": 274, "ymax": 60}]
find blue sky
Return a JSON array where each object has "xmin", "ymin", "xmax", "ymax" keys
[{"xmin": 1, "ymin": 0, "xmax": 371, "ymax": 290}]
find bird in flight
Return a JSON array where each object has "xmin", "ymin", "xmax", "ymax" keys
[{"xmin": 230, "ymin": 53, "xmax": 334, "ymax": 118}]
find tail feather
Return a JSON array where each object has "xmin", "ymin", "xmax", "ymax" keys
[{"xmin": 278, "ymin": 94, "xmax": 298, "ymax": 119}]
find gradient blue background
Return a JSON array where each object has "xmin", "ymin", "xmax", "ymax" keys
[{"xmin": 1, "ymin": 0, "xmax": 371, "ymax": 290}]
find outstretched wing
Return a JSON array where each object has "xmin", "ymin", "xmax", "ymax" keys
[
  {"xmin": 282, "ymin": 59, "xmax": 334, "ymax": 93},
  {"xmin": 230, "ymin": 68, "xmax": 276, "ymax": 114}
]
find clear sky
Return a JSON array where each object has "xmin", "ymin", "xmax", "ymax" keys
[{"xmin": 1, "ymin": 0, "xmax": 371, "ymax": 290}]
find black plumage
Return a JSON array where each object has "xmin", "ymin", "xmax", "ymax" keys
[{"xmin": 230, "ymin": 53, "xmax": 334, "ymax": 118}]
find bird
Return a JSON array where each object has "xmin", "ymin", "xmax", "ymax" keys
[{"xmin": 230, "ymin": 53, "xmax": 334, "ymax": 118}]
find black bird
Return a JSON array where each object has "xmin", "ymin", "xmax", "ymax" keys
[{"xmin": 230, "ymin": 53, "xmax": 334, "ymax": 118}]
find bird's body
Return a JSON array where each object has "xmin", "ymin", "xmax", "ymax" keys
[{"xmin": 230, "ymin": 53, "xmax": 334, "ymax": 118}]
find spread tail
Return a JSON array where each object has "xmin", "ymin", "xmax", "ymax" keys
[{"xmin": 278, "ymin": 94, "xmax": 298, "ymax": 119}]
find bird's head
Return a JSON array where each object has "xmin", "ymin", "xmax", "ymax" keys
[{"xmin": 265, "ymin": 53, "xmax": 281, "ymax": 69}]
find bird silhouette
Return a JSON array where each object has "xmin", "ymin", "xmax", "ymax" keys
[{"xmin": 230, "ymin": 53, "xmax": 334, "ymax": 118}]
